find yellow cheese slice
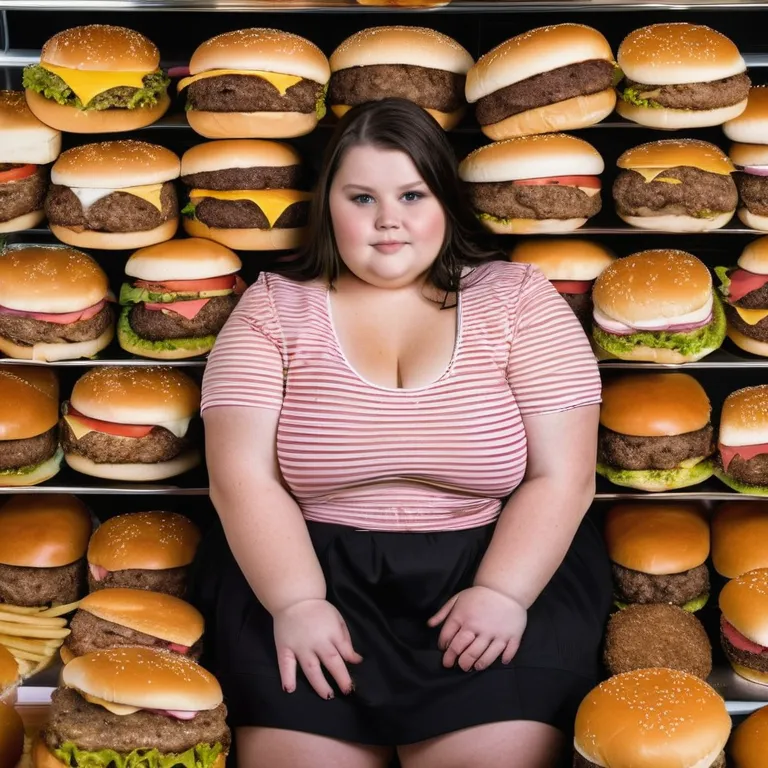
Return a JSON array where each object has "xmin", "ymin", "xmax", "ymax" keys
[
  {"xmin": 40, "ymin": 64, "xmax": 151, "ymax": 106},
  {"xmin": 631, "ymin": 168, "xmax": 683, "ymax": 184},
  {"xmin": 189, "ymin": 188, "xmax": 312, "ymax": 228},
  {"xmin": 83, "ymin": 693, "xmax": 140, "ymax": 716},
  {"xmin": 735, "ymin": 307, "xmax": 768, "ymax": 325},
  {"xmin": 63, "ymin": 414, "xmax": 93, "ymax": 440},
  {"xmin": 178, "ymin": 69, "xmax": 302, "ymax": 96},
  {"xmin": 117, "ymin": 183, "xmax": 164, "ymax": 212}
]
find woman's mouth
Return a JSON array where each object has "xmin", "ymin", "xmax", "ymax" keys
[{"xmin": 372, "ymin": 241, "xmax": 408, "ymax": 254}]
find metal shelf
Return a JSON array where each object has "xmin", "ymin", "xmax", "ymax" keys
[
  {"xmin": 0, "ymin": 355, "xmax": 206, "ymax": 368},
  {"xmin": 597, "ymin": 347, "xmax": 768, "ymax": 368}
]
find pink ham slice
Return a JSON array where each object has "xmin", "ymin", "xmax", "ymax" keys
[
  {"xmin": 0, "ymin": 299, "xmax": 106, "ymax": 325},
  {"xmin": 144, "ymin": 298, "xmax": 211, "ymax": 321},
  {"xmin": 719, "ymin": 442, "xmax": 768, "ymax": 472},
  {"xmin": 728, "ymin": 269, "xmax": 768, "ymax": 303},
  {"xmin": 722, "ymin": 616, "xmax": 767, "ymax": 654},
  {"xmin": 89, "ymin": 564, "xmax": 109, "ymax": 581},
  {"xmin": 167, "ymin": 643, "xmax": 190, "ymax": 654}
]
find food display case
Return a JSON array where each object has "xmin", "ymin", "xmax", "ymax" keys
[{"xmin": 3, "ymin": 0, "xmax": 768, "ymax": 758}]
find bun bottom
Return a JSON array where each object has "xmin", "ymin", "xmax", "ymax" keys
[
  {"xmin": 593, "ymin": 341, "xmax": 716, "ymax": 364},
  {"xmin": 0, "ymin": 449, "xmax": 62, "ymax": 488},
  {"xmin": 480, "ymin": 217, "xmax": 587, "ymax": 235},
  {"xmin": 59, "ymin": 645, "xmax": 75, "ymax": 665},
  {"xmin": 0, "ymin": 209, "xmax": 45, "ymax": 234},
  {"xmin": 737, "ymin": 207, "xmax": 768, "ymax": 231},
  {"xmin": 183, "ymin": 217, "xmax": 306, "ymax": 251},
  {"xmin": 0, "ymin": 324, "xmax": 113, "ymax": 362},
  {"xmin": 480, "ymin": 88, "xmax": 617, "ymax": 140},
  {"xmin": 728, "ymin": 659, "xmax": 768, "ymax": 686},
  {"xmin": 615, "ymin": 98, "xmax": 748, "ymax": 130},
  {"xmin": 64, "ymin": 449, "xmax": 201, "ymax": 482},
  {"xmin": 727, "ymin": 326, "xmax": 768, "ymax": 357},
  {"xmin": 49, "ymin": 218, "xmax": 178, "ymax": 251},
  {"xmin": 117, "ymin": 326, "xmax": 214, "ymax": 361},
  {"xmin": 25, "ymin": 89, "xmax": 171, "ymax": 134},
  {"xmin": 617, "ymin": 211, "xmax": 735, "ymax": 232},
  {"xmin": 186, "ymin": 109, "xmax": 318, "ymax": 139},
  {"xmin": 330, "ymin": 103, "xmax": 464, "ymax": 131}
]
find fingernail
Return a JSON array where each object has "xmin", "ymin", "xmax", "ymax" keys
[
  {"xmin": 283, "ymin": 686, "xmax": 293, "ymax": 693},
  {"xmin": 327, "ymin": 693, "xmax": 334, "ymax": 700}
]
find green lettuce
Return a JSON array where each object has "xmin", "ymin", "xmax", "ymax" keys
[
  {"xmin": 181, "ymin": 202, "xmax": 197, "ymax": 219},
  {"xmin": 119, "ymin": 283, "xmax": 232, "ymax": 306},
  {"xmin": 693, "ymin": 209, "xmax": 729, "ymax": 219},
  {"xmin": 117, "ymin": 306, "xmax": 215, "ymax": 355},
  {"xmin": 593, "ymin": 291, "xmax": 726, "ymax": 360},
  {"xmin": 316, "ymin": 82, "xmax": 328, "ymax": 121},
  {"xmin": 22, "ymin": 65, "xmax": 169, "ymax": 110},
  {"xmin": 53, "ymin": 741, "xmax": 222, "ymax": 768},
  {"xmin": 714, "ymin": 467, "xmax": 768, "ymax": 496},
  {"xmin": 715, "ymin": 265, "xmax": 733, "ymax": 300},
  {"xmin": 597, "ymin": 459, "xmax": 714, "ymax": 492},
  {"xmin": 614, "ymin": 593, "xmax": 709, "ymax": 613},
  {"xmin": 620, "ymin": 86, "xmax": 662, "ymax": 109},
  {"xmin": 611, "ymin": 65, "xmax": 624, "ymax": 88},
  {"xmin": 0, "ymin": 447, "xmax": 63, "ymax": 478}
]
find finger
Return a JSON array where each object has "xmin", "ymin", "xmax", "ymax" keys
[
  {"xmin": 276, "ymin": 647, "xmax": 297, "ymax": 693},
  {"xmin": 473, "ymin": 639, "xmax": 508, "ymax": 671},
  {"xmin": 338, "ymin": 622, "xmax": 363, "ymax": 665},
  {"xmin": 297, "ymin": 653, "xmax": 335, "ymax": 700},
  {"xmin": 428, "ymin": 595, "xmax": 458, "ymax": 627},
  {"xmin": 437, "ymin": 615, "xmax": 463, "ymax": 653},
  {"xmin": 442, "ymin": 628, "xmax": 478, "ymax": 668},
  {"xmin": 501, "ymin": 636, "xmax": 522, "ymax": 665},
  {"xmin": 457, "ymin": 635, "xmax": 493, "ymax": 672},
  {"xmin": 320, "ymin": 645, "xmax": 355, "ymax": 695}
]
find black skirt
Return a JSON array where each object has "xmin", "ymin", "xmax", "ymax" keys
[{"xmin": 194, "ymin": 515, "xmax": 612, "ymax": 746}]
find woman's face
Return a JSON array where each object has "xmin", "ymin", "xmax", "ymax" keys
[{"xmin": 328, "ymin": 144, "xmax": 447, "ymax": 289}]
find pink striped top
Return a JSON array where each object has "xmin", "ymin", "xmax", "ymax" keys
[{"xmin": 201, "ymin": 260, "xmax": 601, "ymax": 532}]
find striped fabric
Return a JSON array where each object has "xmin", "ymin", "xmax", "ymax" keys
[{"xmin": 201, "ymin": 260, "xmax": 601, "ymax": 532}]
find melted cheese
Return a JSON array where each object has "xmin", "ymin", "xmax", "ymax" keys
[
  {"xmin": 83, "ymin": 693, "xmax": 140, "ymax": 716},
  {"xmin": 177, "ymin": 69, "xmax": 302, "ymax": 95},
  {"xmin": 40, "ymin": 64, "xmax": 151, "ymax": 106},
  {"xmin": 735, "ymin": 307, "xmax": 768, "ymax": 326},
  {"xmin": 63, "ymin": 414, "xmax": 93, "ymax": 441},
  {"xmin": 632, "ymin": 168, "xmax": 684, "ymax": 184},
  {"xmin": 70, "ymin": 184, "xmax": 164, "ymax": 212},
  {"xmin": 64, "ymin": 414, "xmax": 193, "ymax": 439},
  {"xmin": 189, "ymin": 188, "xmax": 312, "ymax": 228}
]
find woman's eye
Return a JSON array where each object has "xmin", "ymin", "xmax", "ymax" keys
[
  {"xmin": 402, "ymin": 191, "xmax": 424, "ymax": 202},
  {"xmin": 353, "ymin": 194, "xmax": 374, "ymax": 204}
]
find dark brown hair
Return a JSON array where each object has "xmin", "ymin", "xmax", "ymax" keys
[{"xmin": 273, "ymin": 98, "xmax": 506, "ymax": 300}]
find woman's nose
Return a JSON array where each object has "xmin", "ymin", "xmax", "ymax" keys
[{"xmin": 375, "ymin": 200, "xmax": 401, "ymax": 229}]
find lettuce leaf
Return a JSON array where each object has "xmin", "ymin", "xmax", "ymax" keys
[
  {"xmin": 714, "ymin": 467, "xmax": 768, "ymax": 496},
  {"xmin": 117, "ymin": 306, "xmax": 215, "ymax": 355},
  {"xmin": 597, "ymin": 459, "xmax": 714, "ymax": 491},
  {"xmin": 53, "ymin": 741, "xmax": 223, "ymax": 768},
  {"xmin": 181, "ymin": 202, "xmax": 197, "ymax": 219},
  {"xmin": 611, "ymin": 65, "xmax": 624, "ymax": 88},
  {"xmin": 620, "ymin": 86, "xmax": 662, "ymax": 109},
  {"xmin": 0, "ymin": 447, "xmax": 63, "ymax": 477},
  {"xmin": 118, "ymin": 283, "xmax": 232, "ymax": 306},
  {"xmin": 316, "ymin": 82, "xmax": 328, "ymax": 121},
  {"xmin": 714, "ymin": 266, "xmax": 733, "ymax": 300}
]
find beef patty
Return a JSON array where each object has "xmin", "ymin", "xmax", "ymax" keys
[
  {"xmin": 623, "ymin": 72, "xmax": 750, "ymax": 111},
  {"xmin": 574, "ymin": 751, "xmax": 724, "ymax": 768},
  {"xmin": 735, "ymin": 172, "xmax": 768, "ymax": 217},
  {"xmin": 722, "ymin": 623, "xmax": 768, "ymax": 674},
  {"xmin": 598, "ymin": 425, "xmax": 715, "ymax": 471},
  {"xmin": 725, "ymin": 304, "xmax": 768, "ymax": 343},
  {"xmin": 560, "ymin": 291, "xmax": 593, "ymax": 331},
  {"xmin": 719, "ymin": 450, "xmax": 768, "ymax": 488},
  {"xmin": 193, "ymin": 198, "xmax": 309, "ymax": 230},
  {"xmin": 612, "ymin": 562, "xmax": 710, "ymax": 607},
  {"xmin": 0, "ymin": 426, "xmax": 58, "ymax": 472},
  {"xmin": 0, "ymin": 304, "xmax": 113, "ymax": 347},
  {"xmin": 0, "ymin": 559, "xmax": 85, "ymax": 607},
  {"xmin": 128, "ymin": 295, "xmax": 238, "ymax": 341},
  {"xmin": 88, "ymin": 565, "xmax": 190, "ymax": 598},
  {"xmin": 467, "ymin": 181, "xmax": 601, "ymax": 221},
  {"xmin": 0, "ymin": 165, "xmax": 47, "ymax": 223},
  {"xmin": 181, "ymin": 165, "xmax": 304, "ymax": 192}
]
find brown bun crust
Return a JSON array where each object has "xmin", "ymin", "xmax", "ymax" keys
[
  {"xmin": 49, "ymin": 218, "xmax": 178, "ymax": 251},
  {"xmin": 0, "ymin": 495, "xmax": 91, "ymax": 567},
  {"xmin": 186, "ymin": 109, "xmax": 319, "ymax": 140},
  {"xmin": 0, "ymin": 703, "xmax": 24, "ymax": 768},
  {"xmin": 0, "ymin": 90, "xmax": 61, "ymax": 165},
  {"xmin": 720, "ymin": 568, "xmax": 768, "ymax": 646},
  {"xmin": 618, "ymin": 139, "xmax": 736, "ymax": 175},
  {"xmin": 719, "ymin": 385, "xmax": 768, "ymax": 447},
  {"xmin": 25, "ymin": 89, "xmax": 170, "ymax": 134},
  {"xmin": 509, "ymin": 238, "xmax": 615, "ymax": 280},
  {"xmin": 731, "ymin": 704, "xmax": 768, "ymax": 767},
  {"xmin": 79, "ymin": 588, "xmax": 203, "ymax": 646},
  {"xmin": 0, "ymin": 648, "xmax": 18, "ymax": 700},
  {"xmin": 725, "ymin": 86, "xmax": 768, "ymax": 143},
  {"xmin": 574, "ymin": 668, "xmax": 730, "ymax": 768},
  {"xmin": 183, "ymin": 216, "xmax": 306, "ymax": 252},
  {"xmin": 600, "ymin": 373, "xmax": 711, "ymax": 436},
  {"xmin": 330, "ymin": 103, "xmax": 464, "ymax": 131},
  {"xmin": 0, "ymin": 366, "xmax": 59, "ymax": 440},
  {"xmin": 180, "ymin": 139, "xmax": 301, "ymax": 175},
  {"xmin": 604, "ymin": 503, "xmax": 710, "ymax": 574},
  {"xmin": 64, "ymin": 450, "xmax": 201, "ymax": 482},
  {"xmin": 0, "ymin": 209, "xmax": 46, "ymax": 234},
  {"xmin": 0, "ymin": 324, "xmax": 114, "ymax": 363},
  {"xmin": 87, "ymin": 511, "xmax": 201, "ymax": 571},
  {"xmin": 712, "ymin": 502, "xmax": 768, "ymax": 578}
]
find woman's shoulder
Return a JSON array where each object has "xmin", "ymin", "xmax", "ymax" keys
[
  {"xmin": 236, "ymin": 272, "xmax": 323, "ymax": 328},
  {"xmin": 462, "ymin": 259, "xmax": 536, "ymax": 298}
]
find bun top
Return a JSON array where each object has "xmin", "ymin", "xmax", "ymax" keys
[
  {"xmin": 720, "ymin": 568, "xmax": 768, "ymax": 647},
  {"xmin": 720, "ymin": 385, "xmax": 768, "ymax": 446},
  {"xmin": 600, "ymin": 373, "xmax": 711, "ymax": 437},
  {"xmin": 0, "ymin": 245, "xmax": 109, "ymax": 314},
  {"xmin": 509, "ymin": 239, "xmax": 615, "ymax": 281},
  {"xmin": 617, "ymin": 23, "xmax": 746, "ymax": 86},
  {"xmin": 79, "ymin": 588, "xmax": 204, "ymax": 647},
  {"xmin": 466, "ymin": 24, "xmax": 614, "ymax": 102},
  {"xmin": 459, "ymin": 133, "xmax": 604, "ymax": 183},
  {"xmin": 0, "ymin": 495, "xmax": 92, "ymax": 568},
  {"xmin": 574, "ymin": 668, "xmax": 731, "ymax": 768},
  {"xmin": 0, "ymin": 703, "xmax": 23, "ymax": 768},
  {"xmin": 618, "ymin": 139, "xmax": 736, "ymax": 176},
  {"xmin": 40, "ymin": 25, "xmax": 161, "ymax": 72},
  {"xmin": 330, "ymin": 26, "xmax": 474, "ymax": 75},
  {"xmin": 51, "ymin": 140, "xmax": 180, "ymax": 189},
  {"xmin": 70, "ymin": 366, "xmax": 200, "ymax": 425},
  {"xmin": 190, "ymin": 28, "xmax": 330, "ymax": 84},
  {"xmin": 63, "ymin": 647, "xmax": 222, "ymax": 712},
  {"xmin": 87, "ymin": 511, "xmax": 201, "ymax": 571},
  {"xmin": 729, "ymin": 142, "xmax": 768, "ymax": 169},
  {"xmin": 737, "ymin": 236, "xmax": 768, "ymax": 276},
  {"xmin": 592, "ymin": 250, "xmax": 712, "ymax": 326},
  {"xmin": 0, "ymin": 365, "xmax": 59, "ymax": 441},
  {"xmin": 731, "ymin": 705, "xmax": 768, "ymax": 768},
  {"xmin": 0, "ymin": 90, "xmax": 61, "ymax": 164},
  {"xmin": 181, "ymin": 138, "xmax": 301, "ymax": 176},
  {"xmin": 712, "ymin": 502, "xmax": 768, "ymax": 578},
  {"xmin": 724, "ymin": 86, "xmax": 768, "ymax": 143},
  {"xmin": 604, "ymin": 503, "xmax": 710, "ymax": 574},
  {"xmin": 126, "ymin": 238, "xmax": 241, "ymax": 282}
]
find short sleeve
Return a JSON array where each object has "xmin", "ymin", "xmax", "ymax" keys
[
  {"xmin": 201, "ymin": 273, "xmax": 285, "ymax": 414},
  {"xmin": 506, "ymin": 266, "xmax": 601, "ymax": 417}
]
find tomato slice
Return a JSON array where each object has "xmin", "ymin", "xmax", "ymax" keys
[
  {"xmin": 0, "ymin": 164, "xmax": 37, "ymax": 184},
  {"xmin": 135, "ymin": 275, "xmax": 236, "ymax": 292},
  {"xmin": 729, "ymin": 269, "xmax": 768, "ymax": 303},
  {"xmin": 552, "ymin": 280, "xmax": 592, "ymax": 295},
  {"xmin": 67, "ymin": 405, "xmax": 154, "ymax": 439},
  {"xmin": 513, "ymin": 176, "xmax": 601, "ymax": 188}
]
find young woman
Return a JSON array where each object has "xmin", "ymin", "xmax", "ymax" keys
[{"xmin": 200, "ymin": 98, "xmax": 611, "ymax": 768}]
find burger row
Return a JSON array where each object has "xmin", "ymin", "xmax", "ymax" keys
[
  {"xmin": 0, "ymin": 500, "xmax": 230, "ymax": 767},
  {"xmin": 14, "ymin": 21, "xmax": 757, "ymax": 140}
]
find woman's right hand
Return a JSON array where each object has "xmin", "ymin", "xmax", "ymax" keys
[{"xmin": 273, "ymin": 598, "xmax": 363, "ymax": 699}]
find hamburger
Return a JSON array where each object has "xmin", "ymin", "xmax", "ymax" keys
[
  {"xmin": 715, "ymin": 385, "xmax": 768, "ymax": 495},
  {"xmin": 45, "ymin": 140, "xmax": 180, "ymax": 251},
  {"xmin": 465, "ymin": 24, "xmax": 618, "ymax": 140},
  {"xmin": 458, "ymin": 134, "xmax": 603, "ymax": 234},
  {"xmin": 0, "ymin": 703, "xmax": 24, "ymax": 768},
  {"xmin": 597, "ymin": 373, "xmax": 715, "ymax": 491},
  {"xmin": 615, "ymin": 22, "xmax": 750, "ymax": 129},
  {"xmin": 328, "ymin": 27, "xmax": 473, "ymax": 131},
  {"xmin": 118, "ymin": 238, "xmax": 245, "ymax": 360},
  {"xmin": 731, "ymin": 705, "xmax": 768, "ymax": 768},
  {"xmin": 612, "ymin": 139, "xmax": 738, "ymax": 231},
  {"xmin": 61, "ymin": 366, "xmax": 201, "ymax": 483},
  {"xmin": 179, "ymin": 28, "xmax": 330, "ymax": 139},
  {"xmin": 592, "ymin": 249, "xmax": 726, "ymax": 363},
  {"xmin": 573, "ymin": 668, "xmax": 731, "ymax": 768},
  {"xmin": 719, "ymin": 568, "xmax": 768, "ymax": 686},
  {"xmin": 0, "ymin": 366, "xmax": 61, "ymax": 487},
  {"xmin": 34, "ymin": 647, "xmax": 230, "ymax": 768},
  {"xmin": 181, "ymin": 139, "xmax": 311, "ymax": 251},
  {"xmin": 0, "ymin": 90, "xmax": 60, "ymax": 234},
  {"xmin": 87, "ymin": 511, "xmax": 201, "ymax": 598},
  {"xmin": 0, "ymin": 245, "xmax": 113, "ymax": 362},
  {"xmin": 712, "ymin": 501, "xmax": 768, "ymax": 579},
  {"xmin": 62, "ymin": 588, "xmax": 204, "ymax": 664},
  {"xmin": 23, "ymin": 25, "xmax": 170, "ymax": 134},
  {"xmin": 509, "ymin": 239, "xmax": 614, "ymax": 329},
  {"xmin": 604, "ymin": 503, "xmax": 711, "ymax": 613}
]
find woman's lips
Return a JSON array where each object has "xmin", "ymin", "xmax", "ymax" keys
[{"xmin": 372, "ymin": 242, "xmax": 408, "ymax": 254}]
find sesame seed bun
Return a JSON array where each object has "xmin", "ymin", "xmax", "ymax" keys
[
  {"xmin": 720, "ymin": 568, "xmax": 768, "ymax": 647},
  {"xmin": 719, "ymin": 385, "xmax": 768, "ymax": 448},
  {"xmin": 724, "ymin": 86, "xmax": 768, "ymax": 143},
  {"xmin": 573, "ymin": 668, "xmax": 730, "ymax": 768},
  {"xmin": 182, "ymin": 216, "xmax": 306, "ymax": 252},
  {"xmin": 712, "ymin": 502, "xmax": 768, "ymax": 579},
  {"xmin": 617, "ymin": 139, "xmax": 736, "ymax": 176},
  {"xmin": 0, "ymin": 495, "xmax": 91, "ymax": 568},
  {"xmin": 600, "ymin": 373, "xmax": 712, "ymax": 437},
  {"xmin": 509, "ymin": 239, "xmax": 615, "ymax": 281},
  {"xmin": 125, "ymin": 238, "xmax": 241, "ymax": 282},
  {"xmin": 604, "ymin": 503, "xmax": 710, "ymax": 575},
  {"xmin": 180, "ymin": 139, "xmax": 301, "ymax": 176},
  {"xmin": 0, "ymin": 703, "xmax": 23, "ymax": 768},
  {"xmin": 730, "ymin": 705, "xmax": 768, "ymax": 768},
  {"xmin": 617, "ymin": 23, "xmax": 746, "ymax": 86},
  {"xmin": 0, "ymin": 90, "xmax": 60, "ymax": 165},
  {"xmin": 0, "ymin": 365, "xmax": 59, "ymax": 441},
  {"xmin": 615, "ymin": 98, "xmax": 747, "ymax": 131}
]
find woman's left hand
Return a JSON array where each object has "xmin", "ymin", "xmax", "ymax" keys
[{"xmin": 427, "ymin": 585, "xmax": 527, "ymax": 672}]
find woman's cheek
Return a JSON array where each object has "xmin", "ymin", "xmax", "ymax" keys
[{"xmin": 332, "ymin": 202, "xmax": 367, "ymax": 251}]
